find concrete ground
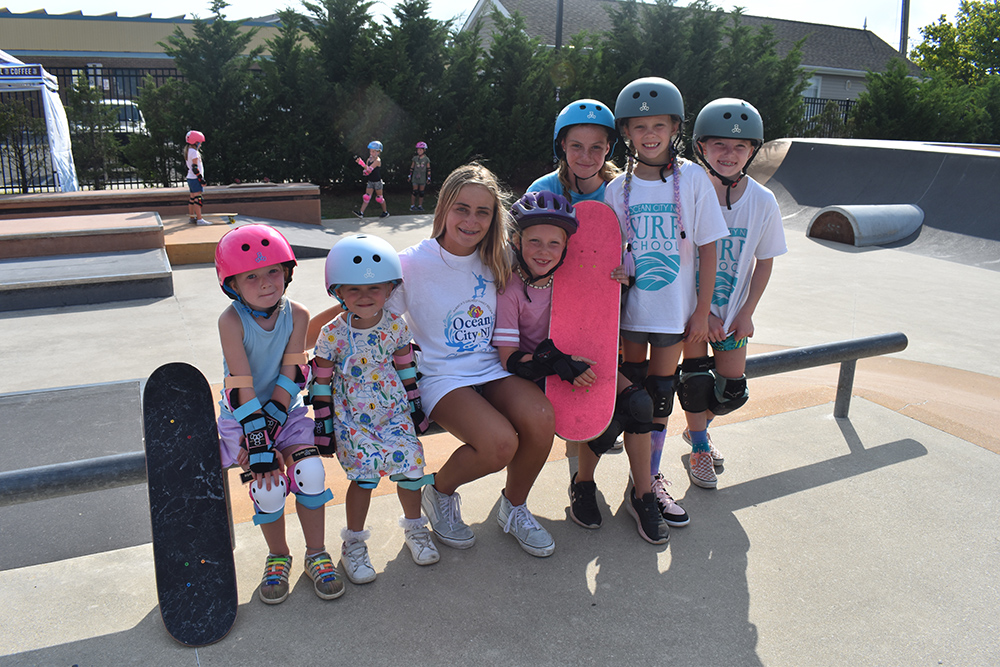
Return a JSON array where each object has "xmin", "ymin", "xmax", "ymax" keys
[{"xmin": 1, "ymin": 194, "xmax": 999, "ymax": 664}]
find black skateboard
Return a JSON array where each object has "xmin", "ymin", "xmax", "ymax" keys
[{"xmin": 143, "ymin": 362, "xmax": 237, "ymax": 646}]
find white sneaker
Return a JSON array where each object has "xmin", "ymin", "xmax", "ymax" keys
[
  {"xmin": 341, "ymin": 535, "xmax": 376, "ymax": 584},
  {"xmin": 421, "ymin": 484, "xmax": 475, "ymax": 549},
  {"xmin": 404, "ymin": 526, "xmax": 440, "ymax": 565},
  {"xmin": 652, "ymin": 473, "xmax": 690, "ymax": 527},
  {"xmin": 496, "ymin": 491, "xmax": 555, "ymax": 558}
]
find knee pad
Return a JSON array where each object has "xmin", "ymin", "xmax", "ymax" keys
[
  {"xmin": 644, "ymin": 374, "xmax": 677, "ymax": 418},
  {"xmin": 678, "ymin": 356, "xmax": 715, "ymax": 413},
  {"xmin": 619, "ymin": 360, "xmax": 649, "ymax": 385},
  {"xmin": 391, "ymin": 472, "xmax": 434, "ymax": 491},
  {"xmin": 709, "ymin": 373, "xmax": 749, "ymax": 416},
  {"xmin": 618, "ymin": 384, "xmax": 661, "ymax": 435},
  {"xmin": 288, "ymin": 448, "xmax": 334, "ymax": 509},
  {"xmin": 193, "ymin": 194, "xmax": 203, "ymax": 208},
  {"xmin": 375, "ymin": 195, "xmax": 385, "ymax": 204},
  {"xmin": 587, "ymin": 418, "xmax": 624, "ymax": 457},
  {"xmin": 363, "ymin": 193, "xmax": 371, "ymax": 202},
  {"xmin": 248, "ymin": 473, "xmax": 288, "ymax": 525}
]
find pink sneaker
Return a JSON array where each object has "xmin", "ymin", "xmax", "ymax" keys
[{"xmin": 652, "ymin": 473, "xmax": 689, "ymax": 526}]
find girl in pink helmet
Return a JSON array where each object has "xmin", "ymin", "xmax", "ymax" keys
[
  {"xmin": 214, "ymin": 224, "xmax": 344, "ymax": 606},
  {"xmin": 185, "ymin": 130, "xmax": 209, "ymax": 225}
]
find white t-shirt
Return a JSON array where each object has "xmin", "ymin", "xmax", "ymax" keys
[
  {"xmin": 185, "ymin": 146, "xmax": 203, "ymax": 180},
  {"xmin": 705, "ymin": 177, "xmax": 787, "ymax": 333},
  {"xmin": 388, "ymin": 238, "xmax": 510, "ymax": 416},
  {"xmin": 605, "ymin": 160, "xmax": 729, "ymax": 334}
]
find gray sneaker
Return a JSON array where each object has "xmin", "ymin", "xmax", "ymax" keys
[
  {"xmin": 497, "ymin": 491, "xmax": 555, "ymax": 558},
  {"xmin": 421, "ymin": 484, "xmax": 475, "ymax": 549}
]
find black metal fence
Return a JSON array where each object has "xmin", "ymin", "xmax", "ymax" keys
[
  {"xmin": 0, "ymin": 90, "xmax": 56, "ymax": 194},
  {"xmin": 800, "ymin": 97, "xmax": 857, "ymax": 138}
]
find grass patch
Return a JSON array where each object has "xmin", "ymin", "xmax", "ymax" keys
[{"xmin": 320, "ymin": 186, "xmax": 437, "ymax": 220}]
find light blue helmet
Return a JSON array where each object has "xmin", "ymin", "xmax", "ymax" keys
[
  {"xmin": 614, "ymin": 77, "xmax": 684, "ymax": 126},
  {"xmin": 368, "ymin": 140, "xmax": 383, "ymax": 151},
  {"xmin": 553, "ymin": 99, "xmax": 618, "ymax": 160},
  {"xmin": 325, "ymin": 234, "xmax": 402, "ymax": 302}
]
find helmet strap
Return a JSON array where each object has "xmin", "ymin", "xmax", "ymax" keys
[
  {"xmin": 626, "ymin": 144, "xmax": 676, "ymax": 183},
  {"xmin": 224, "ymin": 282, "xmax": 281, "ymax": 319},
  {"xmin": 513, "ymin": 247, "xmax": 566, "ymax": 303},
  {"xmin": 694, "ymin": 142, "xmax": 762, "ymax": 210}
]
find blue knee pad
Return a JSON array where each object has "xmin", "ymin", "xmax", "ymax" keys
[
  {"xmin": 392, "ymin": 472, "xmax": 433, "ymax": 490},
  {"xmin": 288, "ymin": 448, "xmax": 334, "ymax": 509}
]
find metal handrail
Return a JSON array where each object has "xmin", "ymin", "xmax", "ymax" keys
[{"xmin": 0, "ymin": 332, "xmax": 908, "ymax": 508}]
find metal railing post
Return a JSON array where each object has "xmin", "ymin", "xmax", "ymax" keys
[{"xmin": 834, "ymin": 359, "xmax": 857, "ymax": 419}]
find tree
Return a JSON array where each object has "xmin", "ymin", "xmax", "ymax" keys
[
  {"xmin": 65, "ymin": 75, "xmax": 121, "ymax": 189},
  {"xmin": 160, "ymin": 0, "xmax": 265, "ymax": 183},
  {"xmin": 0, "ymin": 98, "xmax": 49, "ymax": 193},
  {"xmin": 124, "ymin": 76, "xmax": 188, "ymax": 188},
  {"xmin": 911, "ymin": 0, "xmax": 1000, "ymax": 85}
]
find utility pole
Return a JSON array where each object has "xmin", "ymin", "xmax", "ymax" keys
[{"xmin": 899, "ymin": 0, "xmax": 911, "ymax": 56}]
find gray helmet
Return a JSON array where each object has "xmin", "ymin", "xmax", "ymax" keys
[
  {"xmin": 614, "ymin": 77, "xmax": 684, "ymax": 125},
  {"xmin": 693, "ymin": 98, "xmax": 764, "ymax": 146},
  {"xmin": 325, "ymin": 234, "xmax": 402, "ymax": 302}
]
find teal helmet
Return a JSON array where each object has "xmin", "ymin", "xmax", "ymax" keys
[
  {"xmin": 553, "ymin": 99, "xmax": 618, "ymax": 161},
  {"xmin": 368, "ymin": 140, "xmax": 383, "ymax": 151},
  {"xmin": 614, "ymin": 77, "xmax": 684, "ymax": 126},
  {"xmin": 693, "ymin": 98, "xmax": 764, "ymax": 146}
]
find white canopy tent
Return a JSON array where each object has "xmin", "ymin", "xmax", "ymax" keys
[{"xmin": 0, "ymin": 49, "xmax": 78, "ymax": 191}]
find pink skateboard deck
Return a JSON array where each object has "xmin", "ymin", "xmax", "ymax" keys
[{"xmin": 546, "ymin": 200, "xmax": 622, "ymax": 441}]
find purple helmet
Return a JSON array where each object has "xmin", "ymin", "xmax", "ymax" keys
[{"xmin": 510, "ymin": 191, "xmax": 578, "ymax": 237}]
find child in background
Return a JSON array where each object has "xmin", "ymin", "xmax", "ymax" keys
[
  {"xmin": 679, "ymin": 98, "xmax": 787, "ymax": 489},
  {"xmin": 528, "ymin": 99, "xmax": 620, "ymax": 204},
  {"xmin": 354, "ymin": 140, "xmax": 390, "ymax": 219},
  {"xmin": 409, "ymin": 141, "xmax": 431, "ymax": 211},
  {"xmin": 312, "ymin": 233, "xmax": 438, "ymax": 584},
  {"xmin": 214, "ymin": 224, "xmax": 342, "ymax": 605},
  {"xmin": 493, "ymin": 190, "xmax": 596, "ymax": 391},
  {"xmin": 185, "ymin": 130, "xmax": 209, "ymax": 225},
  {"xmin": 590, "ymin": 77, "xmax": 729, "ymax": 543}
]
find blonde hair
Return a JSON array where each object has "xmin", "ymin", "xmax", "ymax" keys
[{"xmin": 432, "ymin": 162, "xmax": 513, "ymax": 292}]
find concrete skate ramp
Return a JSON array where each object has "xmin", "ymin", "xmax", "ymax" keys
[{"xmin": 752, "ymin": 138, "xmax": 1000, "ymax": 270}]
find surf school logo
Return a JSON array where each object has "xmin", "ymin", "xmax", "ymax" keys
[
  {"xmin": 444, "ymin": 300, "xmax": 494, "ymax": 354},
  {"xmin": 712, "ymin": 272, "xmax": 737, "ymax": 306},
  {"xmin": 635, "ymin": 252, "xmax": 680, "ymax": 290}
]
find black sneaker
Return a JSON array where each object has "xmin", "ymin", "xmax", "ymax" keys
[
  {"xmin": 625, "ymin": 485, "xmax": 669, "ymax": 544},
  {"xmin": 379, "ymin": 211, "xmax": 390, "ymax": 218},
  {"xmin": 353, "ymin": 209, "xmax": 364, "ymax": 219},
  {"xmin": 569, "ymin": 473, "xmax": 602, "ymax": 529}
]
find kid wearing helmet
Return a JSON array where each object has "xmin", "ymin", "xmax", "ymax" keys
[
  {"xmin": 527, "ymin": 99, "xmax": 621, "ymax": 203},
  {"xmin": 679, "ymin": 98, "xmax": 787, "ymax": 489},
  {"xmin": 354, "ymin": 140, "xmax": 390, "ymax": 219},
  {"xmin": 215, "ymin": 224, "xmax": 344, "ymax": 605},
  {"xmin": 409, "ymin": 141, "xmax": 431, "ymax": 211},
  {"xmin": 492, "ymin": 190, "xmax": 596, "ymax": 391},
  {"xmin": 312, "ymin": 234, "xmax": 439, "ymax": 584},
  {"xmin": 596, "ymin": 77, "xmax": 729, "ymax": 543},
  {"xmin": 185, "ymin": 130, "xmax": 208, "ymax": 225}
]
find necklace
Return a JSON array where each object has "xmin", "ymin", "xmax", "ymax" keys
[{"xmin": 516, "ymin": 266, "xmax": 553, "ymax": 289}]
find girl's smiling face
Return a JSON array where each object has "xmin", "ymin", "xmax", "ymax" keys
[
  {"xmin": 439, "ymin": 184, "xmax": 495, "ymax": 256},
  {"xmin": 562, "ymin": 124, "xmax": 611, "ymax": 179},
  {"xmin": 231, "ymin": 264, "xmax": 286, "ymax": 311},
  {"xmin": 622, "ymin": 114, "xmax": 679, "ymax": 164},
  {"xmin": 698, "ymin": 137, "xmax": 754, "ymax": 180},
  {"xmin": 335, "ymin": 282, "xmax": 392, "ymax": 327},
  {"xmin": 517, "ymin": 224, "xmax": 568, "ymax": 279}
]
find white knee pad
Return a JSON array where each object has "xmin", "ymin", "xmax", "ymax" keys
[
  {"xmin": 249, "ymin": 474, "xmax": 287, "ymax": 525},
  {"xmin": 288, "ymin": 449, "xmax": 334, "ymax": 509}
]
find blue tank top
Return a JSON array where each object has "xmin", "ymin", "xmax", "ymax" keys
[{"xmin": 219, "ymin": 298, "xmax": 304, "ymax": 418}]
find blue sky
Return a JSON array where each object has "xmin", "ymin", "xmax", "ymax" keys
[{"xmin": 3, "ymin": 0, "xmax": 961, "ymax": 54}]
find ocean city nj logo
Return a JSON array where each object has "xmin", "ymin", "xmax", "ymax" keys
[{"xmin": 444, "ymin": 301, "xmax": 494, "ymax": 354}]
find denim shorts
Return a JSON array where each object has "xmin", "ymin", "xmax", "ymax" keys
[
  {"xmin": 620, "ymin": 329, "xmax": 685, "ymax": 348},
  {"xmin": 187, "ymin": 178, "xmax": 203, "ymax": 194}
]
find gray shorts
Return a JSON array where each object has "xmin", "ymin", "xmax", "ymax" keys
[
  {"xmin": 367, "ymin": 180, "xmax": 384, "ymax": 190},
  {"xmin": 620, "ymin": 329, "xmax": 685, "ymax": 348}
]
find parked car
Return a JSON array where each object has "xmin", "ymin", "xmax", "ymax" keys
[{"xmin": 70, "ymin": 99, "xmax": 146, "ymax": 140}]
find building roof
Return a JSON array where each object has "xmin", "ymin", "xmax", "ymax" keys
[{"xmin": 463, "ymin": 0, "xmax": 922, "ymax": 76}]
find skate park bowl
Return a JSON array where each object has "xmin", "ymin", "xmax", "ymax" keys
[
  {"xmin": 749, "ymin": 138, "xmax": 1000, "ymax": 270},
  {"xmin": 807, "ymin": 204, "xmax": 924, "ymax": 246}
]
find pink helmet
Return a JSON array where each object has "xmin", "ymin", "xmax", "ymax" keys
[
  {"xmin": 215, "ymin": 224, "xmax": 297, "ymax": 297},
  {"xmin": 186, "ymin": 130, "xmax": 206, "ymax": 144},
  {"xmin": 416, "ymin": 141, "xmax": 428, "ymax": 149}
]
